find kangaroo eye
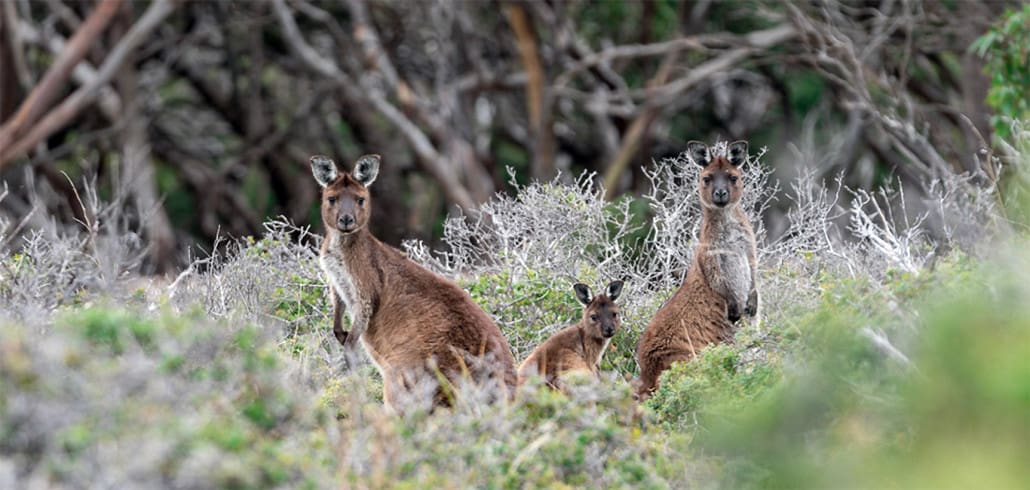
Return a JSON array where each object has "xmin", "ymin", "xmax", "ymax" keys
[
  {"xmin": 591, "ymin": 314, "xmax": 598, "ymax": 322},
  {"xmin": 703, "ymin": 176, "xmax": 712, "ymax": 185},
  {"xmin": 730, "ymin": 176, "xmax": 739, "ymax": 184},
  {"xmin": 327, "ymin": 196, "xmax": 337, "ymax": 204},
  {"xmin": 356, "ymin": 197, "xmax": 365, "ymax": 206},
  {"xmin": 613, "ymin": 312, "xmax": 618, "ymax": 318}
]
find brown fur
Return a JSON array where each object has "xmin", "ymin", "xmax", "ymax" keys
[
  {"xmin": 518, "ymin": 281, "xmax": 623, "ymax": 390},
  {"xmin": 312, "ymin": 154, "xmax": 517, "ymax": 411},
  {"xmin": 635, "ymin": 141, "xmax": 758, "ymax": 400}
]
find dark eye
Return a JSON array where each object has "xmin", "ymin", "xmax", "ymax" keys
[
  {"xmin": 703, "ymin": 176, "xmax": 712, "ymax": 185},
  {"xmin": 327, "ymin": 196, "xmax": 337, "ymax": 204},
  {"xmin": 591, "ymin": 314, "xmax": 598, "ymax": 322},
  {"xmin": 356, "ymin": 197, "xmax": 365, "ymax": 206},
  {"xmin": 613, "ymin": 312, "xmax": 618, "ymax": 318},
  {"xmin": 730, "ymin": 176, "xmax": 739, "ymax": 184}
]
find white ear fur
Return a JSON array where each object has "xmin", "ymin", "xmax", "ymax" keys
[
  {"xmin": 728, "ymin": 141, "xmax": 749, "ymax": 167},
  {"xmin": 573, "ymin": 283, "xmax": 592, "ymax": 305},
  {"xmin": 687, "ymin": 141, "xmax": 711, "ymax": 166},
  {"xmin": 310, "ymin": 155, "xmax": 338, "ymax": 188},
  {"xmin": 353, "ymin": 154, "xmax": 381, "ymax": 187},
  {"xmin": 607, "ymin": 280, "xmax": 624, "ymax": 302}
]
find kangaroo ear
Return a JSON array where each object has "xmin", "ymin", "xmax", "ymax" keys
[
  {"xmin": 573, "ymin": 283, "xmax": 592, "ymax": 305},
  {"xmin": 606, "ymin": 280, "xmax": 624, "ymax": 302},
  {"xmin": 310, "ymin": 155, "xmax": 339, "ymax": 188},
  {"xmin": 687, "ymin": 141, "xmax": 711, "ymax": 166},
  {"xmin": 353, "ymin": 154, "xmax": 381, "ymax": 187},
  {"xmin": 728, "ymin": 141, "xmax": 749, "ymax": 167}
]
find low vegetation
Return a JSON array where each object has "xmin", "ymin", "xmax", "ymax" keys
[{"xmin": 3, "ymin": 130, "xmax": 1028, "ymax": 488}]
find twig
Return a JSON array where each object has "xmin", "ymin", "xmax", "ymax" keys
[{"xmin": 860, "ymin": 327, "xmax": 914, "ymax": 369}]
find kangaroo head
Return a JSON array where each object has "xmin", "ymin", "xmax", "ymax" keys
[
  {"xmin": 310, "ymin": 154, "xmax": 381, "ymax": 234},
  {"xmin": 689, "ymin": 140, "xmax": 748, "ymax": 209},
  {"xmin": 573, "ymin": 280, "xmax": 624, "ymax": 339}
]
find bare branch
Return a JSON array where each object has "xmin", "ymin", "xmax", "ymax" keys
[
  {"xmin": 0, "ymin": 0, "xmax": 123, "ymax": 155},
  {"xmin": 17, "ymin": 19, "xmax": 122, "ymax": 120},
  {"xmin": 602, "ymin": 52, "xmax": 678, "ymax": 200},
  {"xmin": 0, "ymin": 0, "xmax": 176, "ymax": 168},
  {"xmin": 505, "ymin": 2, "xmax": 555, "ymax": 180},
  {"xmin": 270, "ymin": 0, "xmax": 479, "ymax": 210}
]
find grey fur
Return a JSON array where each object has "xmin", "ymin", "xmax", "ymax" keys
[
  {"xmin": 353, "ymin": 154, "xmax": 381, "ymax": 187},
  {"xmin": 311, "ymin": 155, "xmax": 339, "ymax": 188},
  {"xmin": 687, "ymin": 141, "xmax": 711, "ymax": 166},
  {"xmin": 701, "ymin": 207, "xmax": 757, "ymax": 320},
  {"xmin": 573, "ymin": 283, "xmax": 592, "ymax": 305},
  {"xmin": 606, "ymin": 280, "xmax": 623, "ymax": 301},
  {"xmin": 728, "ymin": 141, "xmax": 749, "ymax": 167}
]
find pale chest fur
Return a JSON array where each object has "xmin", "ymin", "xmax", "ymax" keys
[
  {"xmin": 593, "ymin": 338, "xmax": 611, "ymax": 370},
  {"xmin": 319, "ymin": 234, "xmax": 367, "ymax": 326},
  {"xmin": 703, "ymin": 211, "xmax": 753, "ymax": 305}
]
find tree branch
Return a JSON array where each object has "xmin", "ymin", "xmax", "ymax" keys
[
  {"xmin": 602, "ymin": 52, "xmax": 678, "ymax": 200},
  {"xmin": 505, "ymin": 2, "xmax": 555, "ymax": 180},
  {"xmin": 0, "ymin": 0, "xmax": 175, "ymax": 168},
  {"xmin": 17, "ymin": 19, "xmax": 122, "ymax": 120},
  {"xmin": 270, "ymin": 0, "xmax": 478, "ymax": 210},
  {"xmin": 0, "ymin": 0, "xmax": 123, "ymax": 154}
]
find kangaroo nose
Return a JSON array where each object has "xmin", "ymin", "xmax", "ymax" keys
[
  {"xmin": 339, "ymin": 215, "xmax": 355, "ymax": 227},
  {"xmin": 714, "ymin": 189, "xmax": 728, "ymax": 201}
]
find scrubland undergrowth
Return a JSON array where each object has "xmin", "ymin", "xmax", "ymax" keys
[{"xmin": 2, "ymin": 140, "xmax": 1029, "ymax": 488}]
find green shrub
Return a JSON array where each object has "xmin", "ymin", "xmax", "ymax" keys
[{"xmin": 972, "ymin": 4, "xmax": 1030, "ymax": 140}]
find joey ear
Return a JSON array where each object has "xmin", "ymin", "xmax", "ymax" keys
[
  {"xmin": 310, "ymin": 155, "xmax": 339, "ymax": 188},
  {"xmin": 728, "ymin": 141, "xmax": 749, "ymax": 167},
  {"xmin": 687, "ymin": 141, "xmax": 711, "ymax": 166},
  {"xmin": 573, "ymin": 283, "xmax": 592, "ymax": 305},
  {"xmin": 353, "ymin": 154, "xmax": 381, "ymax": 187},
  {"xmin": 606, "ymin": 280, "xmax": 624, "ymax": 302}
]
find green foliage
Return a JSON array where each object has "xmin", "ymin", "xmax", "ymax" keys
[
  {"xmin": 464, "ymin": 269, "xmax": 581, "ymax": 358},
  {"xmin": 5, "ymin": 217, "xmax": 1029, "ymax": 487},
  {"xmin": 65, "ymin": 307, "xmax": 157, "ymax": 354},
  {"xmin": 972, "ymin": 4, "xmax": 1030, "ymax": 139},
  {"xmin": 646, "ymin": 343, "xmax": 781, "ymax": 432},
  {"xmin": 685, "ymin": 253, "xmax": 1030, "ymax": 489},
  {"xmin": 1, "ymin": 306, "xmax": 337, "ymax": 487}
]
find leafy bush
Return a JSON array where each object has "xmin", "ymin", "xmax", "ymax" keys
[{"xmin": 972, "ymin": 4, "xmax": 1030, "ymax": 140}]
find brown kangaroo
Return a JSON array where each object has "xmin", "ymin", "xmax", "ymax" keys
[
  {"xmin": 517, "ymin": 281, "xmax": 624, "ymax": 390},
  {"xmin": 635, "ymin": 140, "xmax": 758, "ymax": 400},
  {"xmin": 311, "ymin": 154, "xmax": 517, "ymax": 410}
]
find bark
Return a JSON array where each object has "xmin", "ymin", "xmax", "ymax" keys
[{"xmin": 114, "ymin": 5, "xmax": 176, "ymax": 274}]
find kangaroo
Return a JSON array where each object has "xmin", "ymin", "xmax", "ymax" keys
[
  {"xmin": 635, "ymin": 140, "xmax": 758, "ymax": 400},
  {"xmin": 311, "ymin": 154, "xmax": 518, "ymax": 410},
  {"xmin": 517, "ymin": 281, "xmax": 624, "ymax": 391}
]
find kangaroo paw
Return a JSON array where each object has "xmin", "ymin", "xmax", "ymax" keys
[
  {"xmin": 333, "ymin": 327, "xmax": 349, "ymax": 347},
  {"xmin": 745, "ymin": 289, "xmax": 759, "ymax": 317},
  {"xmin": 727, "ymin": 297, "xmax": 742, "ymax": 323}
]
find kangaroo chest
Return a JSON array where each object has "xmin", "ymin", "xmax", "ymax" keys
[
  {"xmin": 704, "ymin": 214, "xmax": 753, "ymax": 302},
  {"xmin": 319, "ymin": 235, "xmax": 367, "ymax": 325}
]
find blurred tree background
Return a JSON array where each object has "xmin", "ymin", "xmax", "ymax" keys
[{"xmin": 0, "ymin": 0, "xmax": 1022, "ymax": 273}]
